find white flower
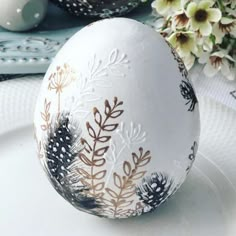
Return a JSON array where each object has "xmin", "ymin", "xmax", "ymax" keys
[
  {"xmin": 150, "ymin": 17, "xmax": 166, "ymax": 31},
  {"xmin": 168, "ymin": 31, "xmax": 198, "ymax": 57},
  {"xmin": 199, "ymin": 50, "xmax": 236, "ymax": 80},
  {"xmin": 182, "ymin": 53, "xmax": 196, "ymax": 70},
  {"xmin": 186, "ymin": 0, "xmax": 222, "ymax": 36},
  {"xmin": 223, "ymin": 0, "xmax": 236, "ymax": 9},
  {"xmin": 212, "ymin": 17, "xmax": 236, "ymax": 43},
  {"xmin": 172, "ymin": 10, "xmax": 190, "ymax": 30},
  {"xmin": 225, "ymin": 7, "xmax": 236, "ymax": 17},
  {"xmin": 152, "ymin": 0, "xmax": 182, "ymax": 16},
  {"xmin": 196, "ymin": 35, "xmax": 214, "ymax": 52}
]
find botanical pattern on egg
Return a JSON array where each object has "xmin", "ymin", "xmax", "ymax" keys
[
  {"xmin": 166, "ymin": 41, "xmax": 198, "ymax": 112},
  {"xmin": 35, "ymin": 44, "xmax": 199, "ymax": 218},
  {"xmin": 180, "ymin": 80, "xmax": 198, "ymax": 112}
]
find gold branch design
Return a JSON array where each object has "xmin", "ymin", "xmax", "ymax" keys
[
  {"xmin": 40, "ymin": 98, "xmax": 51, "ymax": 131},
  {"xmin": 78, "ymin": 97, "xmax": 124, "ymax": 200},
  {"xmin": 48, "ymin": 64, "xmax": 76, "ymax": 117},
  {"xmin": 103, "ymin": 147, "xmax": 151, "ymax": 218}
]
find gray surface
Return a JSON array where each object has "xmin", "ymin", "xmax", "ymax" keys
[{"xmin": 0, "ymin": 3, "xmax": 152, "ymax": 74}]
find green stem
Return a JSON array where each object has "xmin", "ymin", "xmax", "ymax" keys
[{"xmin": 216, "ymin": 0, "xmax": 225, "ymax": 13}]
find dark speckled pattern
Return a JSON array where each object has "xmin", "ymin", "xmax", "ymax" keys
[{"xmin": 50, "ymin": 0, "xmax": 144, "ymax": 18}]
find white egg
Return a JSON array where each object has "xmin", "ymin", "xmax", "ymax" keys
[
  {"xmin": 34, "ymin": 18, "xmax": 200, "ymax": 219},
  {"xmin": 0, "ymin": 0, "xmax": 48, "ymax": 31}
]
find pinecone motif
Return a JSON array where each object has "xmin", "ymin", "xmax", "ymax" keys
[
  {"xmin": 136, "ymin": 172, "xmax": 173, "ymax": 212},
  {"xmin": 180, "ymin": 80, "xmax": 198, "ymax": 112},
  {"xmin": 46, "ymin": 114, "xmax": 82, "ymax": 185}
]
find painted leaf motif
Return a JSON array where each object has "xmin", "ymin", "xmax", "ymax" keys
[
  {"xmin": 132, "ymin": 171, "xmax": 146, "ymax": 180},
  {"xmin": 96, "ymin": 136, "xmax": 111, "ymax": 143},
  {"xmin": 102, "ymin": 199, "xmax": 114, "ymax": 207},
  {"xmin": 41, "ymin": 112, "xmax": 47, "ymax": 121},
  {"xmin": 93, "ymin": 170, "xmax": 107, "ymax": 180},
  {"xmin": 104, "ymin": 100, "xmax": 111, "ymax": 115},
  {"xmin": 116, "ymin": 101, "xmax": 123, "ymax": 106},
  {"xmin": 132, "ymin": 152, "xmax": 138, "ymax": 165},
  {"xmin": 77, "ymin": 168, "xmax": 91, "ymax": 179},
  {"xmin": 138, "ymin": 156, "xmax": 151, "ymax": 167},
  {"xmin": 109, "ymin": 49, "xmax": 118, "ymax": 64},
  {"xmin": 123, "ymin": 161, "xmax": 132, "ymax": 176},
  {"xmin": 121, "ymin": 191, "xmax": 135, "ymax": 198},
  {"xmin": 80, "ymin": 179, "xmax": 90, "ymax": 187},
  {"xmin": 106, "ymin": 188, "xmax": 118, "ymax": 198},
  {"xmin": 124, "ymin": 183, "xmax": 135, "ymax": 190},
  {"xmin": 93, "ymin": 107, "xmax": 102, "ymax": 126},
  {"xmin": 86, "ymin": 122, "xmax": 96, "ymax": 138},
  {"xmin": 117, "ymin": 209, "xmax": 134, "ymax": 216},
  {"xmin": 118, "ymin": 200, "xmax": 133, "ymax": 208},
  {"xmin": 93, "ymin": 158, "xmax": 106, "ymax": 167},
  {"xmin": 44, "ymin": 99, "xmax": 51, "ymax": 111},
  {"xmin": 94, "ymin": 182, "xmax": 105, "ymax": 191},
  {"xmin": 71, "ymin": 97, "xmax": 125, "ymax": 213},
  {"xmin": 95, "ymin": 192, "xmax": 104, "ymax": 198},
  {"xmin": 113, "ymin": 173, "xmax": 122, "ymax": 188},
  {"xmin": 110, "ymin": 110, "xmax": 124, "ymax": 118},
  {"xmin": 79, "ymin": 153, "xmax": 93, "ymax": 166},
  {"xmin": 113, "ymin": 97, "xmax": 118, "ymax": 105},
  {"xmin": 143, "ymin": 150, "xmax": 151, "ymax": 157},
  {"xmin": 81, "ymin": 138, "xmax": 92, "ymax": 153},
  {"xmin": 102, "ymin": 124, "xmax": 119, "ymax": 131},
  {"xmin": 94, "ymin": 146, "xmax": 109, "ymax": 156}
]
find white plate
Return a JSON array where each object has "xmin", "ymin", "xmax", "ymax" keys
[{"xmin": 0, "ymin": 80, "xmax": 236, "ymax": 236}]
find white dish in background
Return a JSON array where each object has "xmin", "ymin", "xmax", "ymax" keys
[
  {"xmin": 0, "ymin": 3, "xmax": 152, "ymax": 74},
  {"xmin": 0, "ymin": 76, "xmax": 236, "ymax": 235}
]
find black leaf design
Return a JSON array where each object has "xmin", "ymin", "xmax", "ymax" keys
[
  {"xmin": 136, "ymin": 172, "xmax": 173, "ymax": 212},
  {"xmin": 180, "ymin": 80, "xmax": 198, "ymax": 112}
]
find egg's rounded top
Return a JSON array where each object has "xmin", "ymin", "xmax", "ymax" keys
[{"xmin": 34, "ymin": 18, "xmax": 200, "ymax": 219}]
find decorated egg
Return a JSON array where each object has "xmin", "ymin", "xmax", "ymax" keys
[
  {"xmin": 50, "ymin": 0, "xmax": 146, "ymax": 18},
  {"xmin": 34, "ymin": 18, "xmax": 200, "ymax": 219},
  {"xmin": 0, "ymin": 0, "xmax": 48, "ymax": 32}
]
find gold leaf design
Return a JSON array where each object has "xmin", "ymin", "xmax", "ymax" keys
[
  {"xmin": 78, "ymin": 97, "xmax": 124, "ymax": 201},
  {"xmin": 113, "ymin": 173, "xmax": 122, "ymax": 188},
  {"xmin": 48, "ymin": 64, "xmax": 76, "ymax": 116},
  {"xmin": 123, "ymin": 161, "xmax": 132, "ymax": 176},
  {"xmin": 94, "ymin": 146, "xmax": 109, "ymax": 156},
  {"xmin": 103, "ymin": 147, "xmax": 151, "ymax": 218},
  {"xmin": 79, "ymin": 153, "xmax": 94, "ymax": 166},
  {"xmin": 106, "ymin": 189, "xmax": 119, "ymax": 198},
  {"xmin": 93, "ymin": 170, "xmax": 107, "ymax": 180},
  {"xmin": 40, "ymin": 99, "xmax": 51, "ymax": 131},
  {"xmin": 77, "ymin": 168, "xmax": 91, "ymax": 179}
]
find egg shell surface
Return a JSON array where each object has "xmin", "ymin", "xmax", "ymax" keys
[{"xmin": 34, "ymin": 18, "xmax": 200, "ymax": 219}]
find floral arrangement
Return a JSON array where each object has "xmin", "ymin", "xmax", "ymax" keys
[{"xmin": 151, "ymin": 0, "xmax": 236, "ymax": 80}]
